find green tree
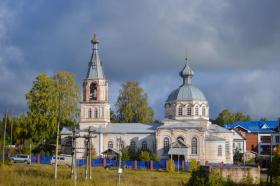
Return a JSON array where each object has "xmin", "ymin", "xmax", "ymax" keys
[
  {"xmin": 110, "ymin": 110, "xmax": 117, "ymax": 123},
  {"xmin": 271, "ymin": 145, "xmax": 280, "ymax": 184},
  {"xmin": 214, "ymin": 109, "xmax": 235, "ymax": 126},
  {"xmin": 26, "ymin": 72, "xmax": 80, "ymax": 143},
  {"xmin": 115, "ymin": 81, "xmax": 154, "ymax": 123},
  {"xmin": 234, "ymin": 112, "xmax": 251, "ymax": 122}
]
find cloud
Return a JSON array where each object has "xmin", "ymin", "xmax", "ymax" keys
[{"xmin": 1, "ymin": 0, "xmax": 280, "ymax": 120}]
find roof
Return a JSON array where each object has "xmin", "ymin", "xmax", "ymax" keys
[
  {"xmin": 166, "ymin": 58, "xmax": 207, "ymax": 102},
  {"xmin": 224, "ymin": 121, "xmax": 280, "ymax": 133},
  {"xmin": 208, "ymin": 124, "xmax": 233, "ymax": 133},
  {"xmin": 167, "ymin": 84, "xmax": 207, "ymax": 102},
  {"xmin": 157, "ymin": 122, "xmax": 205, "ymax": 131},
  {"xmin": 61, "ymin": 127, "xmax": 72, "ymax": 135},
  {"xmin": 96, "ymin": 123, "xmax": 160, "ymax": 134},
  {"xmin": 86, "ymin": 34, "xmax": 105, "ymax": 80},
  {"xmin": 205, "ymin": 135, "xmax": 225, "ymax": 141}
]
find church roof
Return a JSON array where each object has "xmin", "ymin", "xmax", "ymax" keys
[
  {"xmin": 157, "ymin": 122, "xmax": 205, "ymax": 131},
  {"xmin": 208, "ymin": 124, "xmax": 233, "ymax": 133},
  {"xmin": 205, "ymin": 135, "xmax": 225, "ymax": 141},
  {"xmin": 166, "ymin": 56, "xmax": 207, "ymax": 102},
  {"xmin": 86, "ymin": 34, "xmax": 105, "ymax": 80},
  {"xmin": 97, "ymin": 123, "xmax": 160, "ymax": 134},
  {"xmin": 167, "ymin": 84, "xmax": 207, "ymax": 102}
]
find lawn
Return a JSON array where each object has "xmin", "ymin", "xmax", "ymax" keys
[{"xmin": 0, "ymin": 164, "xmax": 189, "ymax": 186}]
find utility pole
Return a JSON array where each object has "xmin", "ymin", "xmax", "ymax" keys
[
  {"xmin": 2, "ymin": 112, "xmax": 8, "ymax": 164},
  {"xmin": 117, "ymin": 137, "xmax": 123, "ymax": 186},
  {"xmin": 54, "ymin": 88, "xmax": 61, "ymax": 180}
]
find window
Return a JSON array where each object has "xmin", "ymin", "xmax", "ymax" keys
[
  {"xmin": 195, "ymin": 106, "xmax": 199, "ymax": 116},
  {"xmin": 276, "ymin": 136, "xmax": 280, "ymax": 143},
  {"xmin": 202, "ymin": 106, "xmax": 206, "ymax": 116},
  {"xmin": 261, "ymin": 136, "xmax": 271, "ymax": 143},
  {"xmin": 191, "ymin": 137, "xmax": 198, "ymax": 155},
  {"xmin": 225, "ymin": 141, "xmax": 230, "ymax": 155},
  {"xmin": 108, "ymin": 141, "xmax": 113, "ymax": 149},
  {"xmin": 130, "ymin": 141, "xmax": 136, "ymax": 150},
  {"xmin": 88, "ymin": 108, "xmax": 92, "ymax": 118},
  {"xmin": 94, "ymin": 108, "xmax": 98, "ymax": 118},
  {"xmin": 218, "ymin": 145, "xmax": 222, "ymax": 156},
  {"xmin": 90, "ymin": 83, "xmax": 97, "ymax": 100},
  {"xmin": 178, "ymin": 106, "xmax": 183, "ymax": 116},
  {"xmin": 163, "ymin": 137, "xmax": 170, "ymax": 154},
  {"xmin": 187, "ymin": 105, "xmax": 192, "ymax": 116},
  {"xmin": 142, "ymin": 141, "xmax": 147, "ymax": 151}
]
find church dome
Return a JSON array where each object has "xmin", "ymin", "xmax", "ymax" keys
[
  {"xmin": 167, "ymin": 84, "xmax": 206, "ymax": 102},
  {"xmin": 166, "ymin": 56, "xmax": 207, "ymax": 102}
]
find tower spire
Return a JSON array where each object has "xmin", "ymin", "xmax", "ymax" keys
[
  {"xmin": 86, "ymin": 33, "xmax": 105, "ymax": 80},
  {"xmin": 180, "ymin": 50, "xmax": 194, "ymax": 85}
]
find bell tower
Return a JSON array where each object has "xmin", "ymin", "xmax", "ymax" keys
[{"xmin": 79, "ymin": 34, "xmax": 110, "ymax": 129}]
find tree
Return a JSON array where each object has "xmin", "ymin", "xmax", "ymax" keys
[
  {"xmin": 115, "ymin": 81, "xmax": 154, "ymax": 123},
  {"xmin": 214, "ymin": 109, "xmax": 235, "ymax": 126},
  {"xmin": 214, "ymin": 109, "xmax": 252, "ymax": 126},
  {"xmin": 26, "ymin": 72, "xmax": 80, "ymax": 143},
  {"xmin": 234, "ymin": 112, "xmax": 251, "ymax": 122},
  {"xmin": 271, "ymin": 145, "xmax": 280, "ymax": 184},
  {"xmin": 110, "ymin": 110, "xmax": 117, "ymax": 123}
]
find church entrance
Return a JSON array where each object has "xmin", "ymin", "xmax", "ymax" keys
[{"xmin": 168, "ymin": 139, "xmax": 188, "ymax": 161}]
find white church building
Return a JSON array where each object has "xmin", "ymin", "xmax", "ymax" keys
[{"xmin": 61, "ymin": 34, "xmax": 234, "ymax": 164}]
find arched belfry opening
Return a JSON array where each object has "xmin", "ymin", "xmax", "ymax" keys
[{"xmin": 90, "ymin": 82, "xmax": 97, "ymax": 100}]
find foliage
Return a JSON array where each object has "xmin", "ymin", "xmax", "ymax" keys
[
  {"xmin": 186, "ymin": 168, "xmax": 256, "ymax": 186},
  {"xmin": 189, "ymin": 159, "xmax": 200, "ymax": 172},
  {"xmin": 121, "ymin": 147, "xmax": 131, "ymax": 160},
  {"xmin": 139, "ymin": 151, "xmax": 151, "ymax": 161},
  {"xmin": 25, "ymin": 72, "xmax": 80, "ymax": 143},
  {"xmin": 115, "ymin": 81, "xmax": 154, "ymax": 123},
  {"xmin": 214, "ymin": 109, "xmax": 251, "ymax": 126},
  {"xmin": 166, "ymin": 160, "xmax": 175, "ymax": 173},
  {"xmin": 233, "ymin": 149, "xmax": 243, "ymax": 163},
  {"xmin": 110, "ymin": 110, "xmax": 118, "ymax": 123},
  {"xmin": 271, "ymin": 145, "xmax": 280, "ymax": 184}
]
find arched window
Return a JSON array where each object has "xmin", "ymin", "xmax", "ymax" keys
[
  {"xmin": 191, "ymin": 137, "xmax": 198, "ymax": 155},
  {"xmin": 88, "ymin": 108, "xmax": 92, "ymax": 118},
  {"xmin": 142, "ymin": 141, "xmax": 147, "ymax": 151},
  {"xmin": 108, "ymin": 141, "xmax": 113, "ymax": 149},
  {"xmin": 130, "ymin": 141, "xmax": 136, "ymax": 150},
  {"xmin": 94, "ymin": 108, "xmax": 98, "ymax": 118},
  {"xmin": 195, "ymin": 106, "xmax": 199, "ymax": 116},
  {"xmin": 163, "ymin": 137, "xmax": 170, "ymax": 154},
  {"xmin": 178, "ymin": 106, "xmax": 183, "ymax": 116},
  {"xmin": 218, "ymin": 145, "xmax": 222, "ymax": 156},
  {"xmin": 90, "ymin": 83, "xmax": 97, "ymax": 100},
  {"xmin": 187, "ymin": 105, "xmax": 192, "ymax": 116},
  {"xmin": 225, "ymin": 141, "xmax": 230, "ymax": 156},
  {"xmin": 202, "ymin": 106, "xmax": 206, "ymax": 116},
  {"xmin": 177, "ymin": 136, "xmax": 185, "ymax": 143}
]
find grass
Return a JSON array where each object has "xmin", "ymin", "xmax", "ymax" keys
[{"xmin": 0, "ymin": 164, "xmax": 189, "ymax": 186}]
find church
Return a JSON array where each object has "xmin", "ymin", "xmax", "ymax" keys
[{"xmin": 61, "ymin": 34, "xmax": 234, "ymax": 164}]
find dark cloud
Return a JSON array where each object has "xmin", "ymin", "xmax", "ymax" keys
[{"xmin": 1, "ymin": 0, "xmax": 280, "ymax": 120}]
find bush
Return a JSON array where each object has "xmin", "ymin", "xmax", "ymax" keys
[
  {"xmin": 189, "ymin": 159, "xmax": 199, "ymax": 172},
  {"xmin": 139, "ymin": 151, "xmax": 150, "ymax": 161},
  {"xmin": 166, "ymin": 160, "xmax": 175, "ymax": 173}
]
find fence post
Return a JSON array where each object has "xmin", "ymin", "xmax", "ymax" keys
[
  {"xmin": 102, "ymin": 158, "xmax": 106, "ymax": 167},
  {"xmin": 134, "ymin": 160, "xmax": 137, "ymax": 169},
  {"xmin": 150, "ymin": 160, "xmax": 153, "ymax": 171},
  {"xmin": 181, "ymin": 160, "xmax": 184, "ymax": 171},
  {"xmin": 205, "ymin": 161, "xmax": 208, "ymax": 166},
  {"xmin": 36, "ymin": 154, "xmax": 40, "ymax": 164},
  {"xmin": 165, "ymin": 160, "xmax": 169, "ymax": 171},
  {"xmin": 221, "ymin": 161, "xmax": 224, "ymax": 168}
]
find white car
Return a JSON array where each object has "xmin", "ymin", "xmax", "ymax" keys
[
  {"xmin": 50, "ymin": 154, "xmax": 72, "ymax": 167},
  {"xmin": 10, "ymin": 154, "xmax": 31, "ymax": 164}
]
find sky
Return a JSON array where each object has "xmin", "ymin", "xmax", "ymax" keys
[{"xmin": 0, "ymin": 0, "xmax": 280, "ymax": 120}]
